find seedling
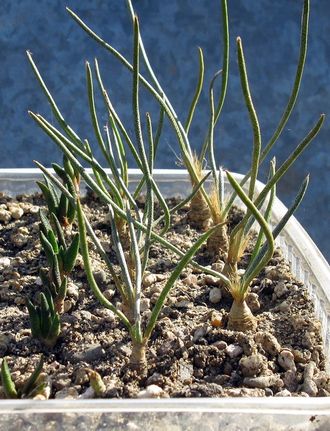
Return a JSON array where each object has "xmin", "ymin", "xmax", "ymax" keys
[
  {"xmin": 0, "ymin": 356, "xmax": 46, "ymax": 399},
  {"xmin": 37, "ymin": 155, "xmax": 79, "ymax": 227},
  {"xmin": 223, "ymin": 170, "xmax": 310, "ymax": 330},
  {"xmin": 86, "ymin": 369, "xmax": 106, "ymax": 397},
  {"xmin": 74, "ymin": 17, "xmax": 220, "ymax": 371},
  {"xmin": 39, "ymin": 208, "xmax": 79, "ymax": 312},
  {"xmin": 26, "ymin": 208, "xmax": 79, "ymax": 347},
  {"xmin": 205, "ymin": 27, "xmax": 323, "ymax": 329},
  {"xmin": 26, "ymin": 291, "xmax": 61, "ymax": 348},
  {"xmin": 77, "ymin": 196, "xmax": 218, "ymax": 372}
]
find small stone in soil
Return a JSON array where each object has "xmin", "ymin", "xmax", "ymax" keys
[
  {"xmin": 211, "ymin": 261, "xmax": 225, "ymax": 272},
  {"xmin": 283, "ymin": 370, "xmax": 298, "ymax": 392},
  {"xmin": 146, "ymin": 372, "xmax": 164, "ymax": 386},
  {"xmin": 0, "ymin": 209, "xmax": 11, "ymax": 223},
  {"xmin": 71, "ymin": 344, "xmax": 106, "ymax": 363},
  {"xmin": 203, "ymin": 275, "xmax": 220, "ymax": 286},
  {"xmin": 243, "ymin": 375, "xmax": 283, "ymax": 389},
  {"xmin": 226, "ymin": 344, "xmax": 243, "ymax": 359},
  {"xmin": 278, "ymin": 349, "xmax": 296, "ymax": 372},
  {"xmin": 143, "ymin": 273, "xmax": 158, "ymax": 287},
  {"xmin": 225, "ymin": 387, "xmax": 265, "ymax": 397},
  {"xmin": 212, "ymin": 340, "xmax": 228, "ymax": 350},
  {"xmin": 93, "ymin": 270, "xmax": 107, "ymax": 284},
  {"xmin": 209, "ymin": 287, "xmax": 222, "ymax": 304},
  {"xmin": 178, "ymin": 361, "xmax": 194, "ymax": 384},
  {"xmin": 239, "ymin": 353, "xmax": 266, "ymax": 377},
  {"xmin": 35, "ymin": 276, "xmax": 42, "ymax": 286},
  {"xmin": 10, "ymin": 206, "xmax": 24, "ymax": 220},
  {"xmin": 182, "ymin": 274, "xmax": 198, "ymax": 286},
  {"xmin": 137, "ymin": 385, "xmax": 164, "ymax": 399},
  {"xmin": 193, "ymin": 326, "xmax": 208, "ymax": 342},
  {"xmin": 174, "ymin": 300, "xmax": 193, "ymax": 309},
  {"xmin": 55, "ymin": 387, "xmax": 79, "ymax": 399},
  {"xmin": 245, "ymin": 292, "xmax": 260, "ymax": 312},
  {"xmin": 275, "ymin": 389, "xmax": 291, "ymax": 397},
  {"xmin": 255, "ymin": 332, "xmax": 281, "ymax": 356},
  {"xmin": 0, "ymin": 257, "xmax": 11, "ymax": 268},
  {"xmin": 67, "ymin": 283, "xmax": 79, "ymax": 300}
]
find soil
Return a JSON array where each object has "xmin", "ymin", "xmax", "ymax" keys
[{"xmin": 0, "ymin": 190, "xmax": 329, "ymax": 401}]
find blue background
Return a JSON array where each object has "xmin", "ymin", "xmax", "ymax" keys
[{"xmin": 0, "ymin": 1, "xmax": 329, "ymax": 261}]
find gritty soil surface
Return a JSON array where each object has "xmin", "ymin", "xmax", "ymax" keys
[{"xmin": 0, "ymin": 190, "xmax": 329, "ymax": 401}]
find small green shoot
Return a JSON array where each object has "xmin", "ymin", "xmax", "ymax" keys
[
  {"xmin": 37, "ymin": 155, "xmax": 79, "ymax": 227},
  {"xmin": 26, "ymin": 292, "xmax": 61, "ymax": 348},
  {"xmin": 1, "ymin": 357, "xmax": 45, "ymax": 399},
  {"xmin": 39, "ymin": 209, "xmax": 79, "ymax": 312}
]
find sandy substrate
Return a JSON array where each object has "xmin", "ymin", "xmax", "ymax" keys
[{"xmin": 0, "ymin": 190, "xmax": 329, "ymax": 401}]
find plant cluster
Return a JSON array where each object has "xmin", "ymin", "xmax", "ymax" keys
[
  {"xmin": 27, "ymin": 175, "xmax": 80, "ymax": 347},
  {"xmin": 13, "ymin": 0, "xmax": 323, "ymax": 377}
]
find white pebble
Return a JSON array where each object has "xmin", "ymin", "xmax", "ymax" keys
[
  {"xmin": 0, "ymin": 209, "xmax": 11, "ymax": 223},
  {"xmin": 79, "ymin": 387, "xmax": 96, "ymax": 399},
  {"xmin": 29, "ymin": 205, "xmax": 40, "ymax": 214},
  {"xmin": 209, "ymin": 287, "xmax": 222, "ymax": 304},
  {"xmin": 273, "ymin": 281, "xmax": 289, "ymax": 299},
  {"xmin": 278, "ymin": 349, "xmax": 296, "ymax": 372},
  {"xmin": 0, "ymin": 257, "xmax": 11, "ymax": 268},
  {"xmin": 239, "ymin": 354, "xmax": 265, "ymax": 377},
  {"xmin": 67, "ymin": 283, "xmax": 79, "ymax": 300},
  {"xmin": 275, "ymin": 389, "xmax": 292, "ymax": 397},
  {"xmin": 143, "ymin": 274, "xmax": 157, "ymax": 287},
  {"xmin": 137, "ymin": 385, "xmax": 163, "ymax": 399},
  {"xmin": 10, "ymin": 206, "xmax": 24, "ymax": 220},
  {"xmin": 226, "ymin": 344, "xmax": 243, "ymax": 359}
]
